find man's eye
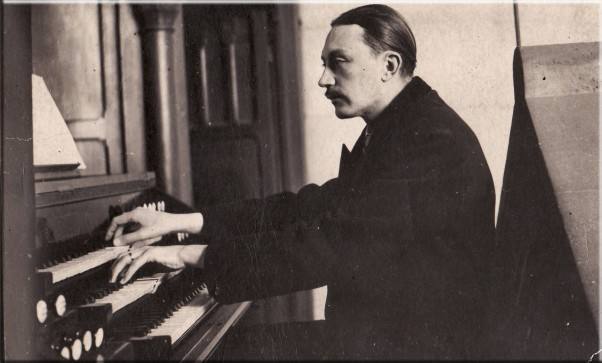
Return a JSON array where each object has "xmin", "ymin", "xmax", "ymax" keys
[{"xmin": 327, "ymin": 58, "xmax": 346, "ymax": 70}]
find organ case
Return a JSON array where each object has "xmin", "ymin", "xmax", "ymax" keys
[{"xmin": 33, "ymin": 172, "xmax": 250, "ymax": 361}]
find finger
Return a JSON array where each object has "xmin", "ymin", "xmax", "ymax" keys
[
  {"xmin": 114, "ymin": 227, "xmax": 158, "ymax": 246},
  {"xmin": 131, "ymin": 236, "xmax": 162, "ymax": 249},
  {"xmin": 111, "ymin": 226, "xmax": 125, "ymax": 246},
  {"xmin": 110, "ymin": 253, "xmax": 134, "ymax": 283},
  {"xmin": 105, "ymin": 212, "xmax": 136, "ymax": 241},
  {"xmin": 120, "ymin": 249, "xmax": 153, "ymax": 284},
  {"xmin": 110, "ymin": 246, "xmax": 149, "ymax": 282}
]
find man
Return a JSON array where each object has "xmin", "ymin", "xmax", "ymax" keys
[{"xmin": 106, "ymin": 4, "xmax": 495, "ymax": 359}]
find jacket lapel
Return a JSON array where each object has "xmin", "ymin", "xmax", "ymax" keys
[
  {"xmin": 338, "ymin": 77, "xmax": 432, "ymax": 187},
  {"xmin": 338, "ymin": 127, "xmax": 367, "ymax": 181},
  {"xmin": 338, "ymin": 144, "xmax": 352, "ymax": 178}
]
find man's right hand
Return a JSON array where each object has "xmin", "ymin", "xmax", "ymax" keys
[
  {"xmin": 104, "ymin": 207, "xmax": 179, "ymax": 247},
  {"xmin": 105, "ymin": 207, "xmax": 205, "ymax": 247}
]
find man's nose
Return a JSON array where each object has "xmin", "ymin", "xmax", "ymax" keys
[{"xmin": 318, "ymin": 68, "xmax": 334, "ymax": 88}]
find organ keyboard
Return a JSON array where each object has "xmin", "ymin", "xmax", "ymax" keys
[
  {"xmin": 38, "ymin": 246, "xmax": 129, "ymax": 284},
  {"xmin": 33, "ymin": 172, "xmax": 250, "ymax": 361},
  {"xmin": 146, "ymin": 293, "xmax": 215, "ymax": 344},
  {"xmin": 81, "ymin": 272, "xmax": 174, "ymax": 314}
]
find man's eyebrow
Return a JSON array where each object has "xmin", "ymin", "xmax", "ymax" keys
[{"xmin": 321, "ymin": 49, "xmax": 349, "ymax": 61}]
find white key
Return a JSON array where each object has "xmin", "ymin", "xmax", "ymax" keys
[
  {"xmin": 86, "ymin": 274, "xmax": 165, "ymax": 313},
  {"xmin": 147, "ymin": 292, "xmax": 215, "ymax": 344},
  {"xmin": 38, "ymin": 246, "xmax": 129, "ymax": 284}
]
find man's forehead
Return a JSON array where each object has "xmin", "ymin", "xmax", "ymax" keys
[{"xmin": 321, "ymin": 24, "xmax": 367, "ymax": 59}]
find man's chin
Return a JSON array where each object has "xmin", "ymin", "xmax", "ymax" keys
[{"xmin": 334, "ymin": 107, "xmax": 356, "ymax": 119}]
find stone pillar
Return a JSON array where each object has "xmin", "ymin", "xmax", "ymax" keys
[{"xmin": 132, "ymin": 4, "xmax": 178, "ymax": 194}]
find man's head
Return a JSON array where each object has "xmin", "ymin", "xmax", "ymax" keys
[{"xmin": 319, "ymin": 4, "xmax": 417, "ymax": 121}]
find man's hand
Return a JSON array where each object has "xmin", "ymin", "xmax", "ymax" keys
[
  {"xmin": 110, "ymin": 245, "xmax": 208, "ymax": 284},
  {"xmin": 104, "ymin": 207, "xmax": 204, "ymax": 247}
]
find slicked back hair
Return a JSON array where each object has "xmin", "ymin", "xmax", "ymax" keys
[{"xmin": 332, "ymin": 4, "xmax": 417, "ymax": 76}]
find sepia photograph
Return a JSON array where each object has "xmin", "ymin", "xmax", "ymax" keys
[{"xmin": 1, "ymin": 0, "xmax": 599, "ymax": 360}]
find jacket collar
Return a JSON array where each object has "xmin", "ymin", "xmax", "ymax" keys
[
  {"xmin": 363, "ymin": 76, "xmax": 432, "ymax": 155},
  {"xmin": 339, "ymin": 76, "xmax": 432, "ymax": 180}
]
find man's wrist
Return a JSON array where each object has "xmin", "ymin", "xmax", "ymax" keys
[
  {"xmin": 178, "ymin": 244, "xmax": 207, "ymax": 268},
  {"xmin": 181, "ymin": 212, "xmax": 204, "ymax": 234}
]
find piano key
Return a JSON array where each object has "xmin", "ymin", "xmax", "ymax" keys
[
  {"xmin": 147, "ymin": 292, "xmax": 215, "ymax": 344},
  {"xmin": 82, "ymin": 274, "xmax": 165, "ymax": 314},
  {"xmin": 37, "ymin": 246, "xmax": 129, "ymax": 284}
]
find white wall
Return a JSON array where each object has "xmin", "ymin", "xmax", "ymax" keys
[
  {"xmin": 295, "ymin": 3, "xmax": 599, "ymax": 320},
  {"xmin": 517, "ymin": 3, "xmax": 599, "ymax": 46}
]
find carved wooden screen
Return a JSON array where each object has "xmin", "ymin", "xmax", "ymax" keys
[
  {"xmin": 184, "ymin": 5, "xmax": 312, "ymax": 325},
  {"xmin": 184, "ymin": 5, "xmax": 283, "ymax": 206}
]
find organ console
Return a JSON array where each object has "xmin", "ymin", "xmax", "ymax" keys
[
  {"xmin": 3, "ymin": 3, "xmax": 301, "ymax": 360},
  {"xmin": 33, "ymin": 172, "xmax": 251, "ymax": 361}
]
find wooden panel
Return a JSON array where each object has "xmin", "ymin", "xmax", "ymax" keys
[
  {"xmin": 2, "ymin": 5, "xmax": 37, "ymax": 359},
  {"xmin": 187, "ymin": 6, "xmax": 258, "ymax": 127},
  {"xmin": 223, "ymin": 15, "xmax": 255, "ymax": 125},
  {"xmin": 187, "ymin": 8, "xmax": 228, "ymax": 127},
  {"xmin": 119, "ymin": 4, "xmax": 147, "ymax": 174},
  {"xmin": 74, "ymin": 140, "xmax": 108, "ymax": 176},
  {"xmin": 184, "ymin": 5, "xmax": 307, "ymax": 326},
  {"xmin": 31, "ymin": 3, "xmax": 130, "ymax": 177},
  {"xmin": 35, "ymin": 173, "xmax": 155, "ymax": 246},
  {"xmin": 100, "ymin": 4, "xmax": 125, "ymax": 174},
  {"xmin": 190, "ymin": 135, "xmax": 262, "ymax": 207},
  {"xmin": 31, "ymin": 4, "xmax": 103, "ymax": 120},
  {"xmin": 173, "ymin": 302, "xmax": 252, "ymax": 360}
]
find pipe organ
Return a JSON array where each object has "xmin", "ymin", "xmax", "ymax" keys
[
  {"xmin": 3, "ymin": 2, "xmax": 303, "ymax": 360},
  {"xmin": 33, "ymin": 173, "xmax": 250, "ymax": 361}
]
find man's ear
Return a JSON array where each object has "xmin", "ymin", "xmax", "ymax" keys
[{"xmin": 382, "ymin": 51, "xmax": 402, "ymax": 81}]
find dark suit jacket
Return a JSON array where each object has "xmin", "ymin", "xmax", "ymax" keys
[{"xmin": 198, "ymin": 77, "xmax": 496, "ymax": 359}]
